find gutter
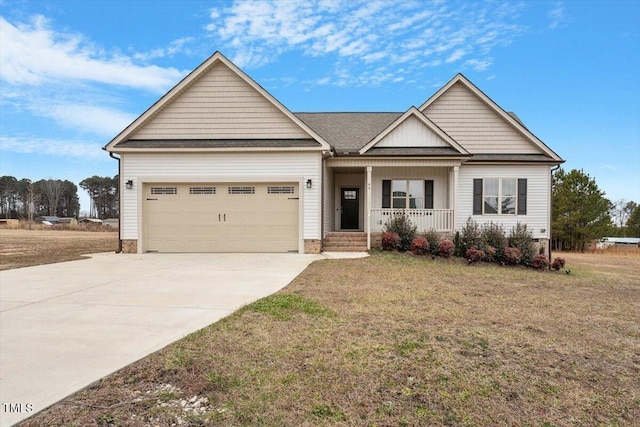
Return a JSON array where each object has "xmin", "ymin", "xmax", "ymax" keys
[{"xmin": 108, "ymin": 151, "xmax": 123, "ymax": 254}]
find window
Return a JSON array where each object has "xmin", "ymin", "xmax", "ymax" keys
[
  {"xmin": 474, "ymin": 178, "xmax": 526, "ymax": 215},
  {"xmin": 150, "ymin": 187, "xmax": 177, "ymax": 195},
  {"xmin": 228, "ymin": 186, "xmax": 255, "ymax": 195},
  {"xmin": 267, "ymin": 186, "xmax": 295, "ymax": 194},
  {"xmin": 189, "ymin": 186, "xmax": 215, "ymax": 195},
  {"xmin": 392, "ymin": 180, "xmax": 424, "ymax": 209}
]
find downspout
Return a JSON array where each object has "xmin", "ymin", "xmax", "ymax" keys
[
  {"xmin": 108, "ymin": 151, "xmax": 123, "ymax": 253},
  {"xmin": 549, "ymin": 164, "xmax": 561, "ymax": 265}
]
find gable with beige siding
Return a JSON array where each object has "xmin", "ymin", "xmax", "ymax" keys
[
  {"xmin": 130, "ymin": 62, "xmax": 310, "ymax": 140},
  {"xmin": 423, "ymin": 82, "xmax": 543, "ymax": 155}
]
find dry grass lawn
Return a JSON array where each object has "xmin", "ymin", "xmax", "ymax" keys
[
  {"xmin": 19, "ymin": 251, "xmax": 640, "ymax": 427},
  {"xmin": 0, "ymin": 228, "xmax": 118, "ymax": 270}
]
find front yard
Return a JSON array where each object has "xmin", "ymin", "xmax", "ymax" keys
[{"xmin": 21, "ymin": 251, "xmax": 639, "ymax": 426}]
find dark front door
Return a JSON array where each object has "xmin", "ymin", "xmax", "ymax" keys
[{"xmin": 341, "ymin": 188, "xmax": 359, "ymax": 230}]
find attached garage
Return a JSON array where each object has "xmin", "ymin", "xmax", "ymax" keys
[{"xmin": 144, "ymin": 182, "xmax": 299, "ymax": 253}]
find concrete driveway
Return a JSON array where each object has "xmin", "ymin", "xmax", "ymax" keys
[{"xmin": 0, "ymin": 252, "xmax": 322, "ymax": 426}]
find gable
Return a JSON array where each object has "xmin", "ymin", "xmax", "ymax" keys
[
  {"xmin": 376, "ymin": 115, "xmax": 450, "ymax": 148},
  {"xmin": 129, "ymin": 61, "xmax": 310, "ymax": 140},
  {"xmin": 423, "ymin": 80, "xmax": 546, "ymax": 155}
]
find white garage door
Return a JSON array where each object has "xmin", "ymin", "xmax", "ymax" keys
[{"xmin": 144, "ymin": 183, "xmax": 299, "ymax": 252}]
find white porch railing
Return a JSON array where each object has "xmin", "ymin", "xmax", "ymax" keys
[{"xmin": 370, "ymin": 209, "xmax": 454, "ymax": 232}]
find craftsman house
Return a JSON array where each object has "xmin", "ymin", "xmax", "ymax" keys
[{"xmin": 104, "ymin": 52, "xmax": 563, "ymax": 254}]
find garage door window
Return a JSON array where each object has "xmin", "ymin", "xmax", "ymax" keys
[
  {"xmin": 268, "ymin": 186, "xmax": 295, "ymax": 194},
  {"xmin": 150, "ymin": 187, "xmax": 177, "ymax": 195},
  {"xmin": 190, "ymin": 186, "xmax": 216, "ymax": 195},
  {"xmin": 228, "ymin": 186, "xmax": 255, "ymax": 195}
]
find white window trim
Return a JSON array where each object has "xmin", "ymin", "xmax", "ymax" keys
[{"xmin": 482, "ymin": 177, "xmax": 517, "ymax": 215}]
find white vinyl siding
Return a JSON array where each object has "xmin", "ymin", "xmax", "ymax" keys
[
  {"xmin": 376, "ymin": 115, "xmax": 450, "ymax": 148},
  {"xmin": 458, "ymin": 165, "xmax": 551, "ymax": 238},
  {"xmin": 121, "ymin": 152, "xmax": 321, "ymax": 244},
  {"xmin": 424, "ymin": 82, "xmax": 543, "ymax": 155},
  {"xmin": 130, "ymin": 62, "xmax": 310, "ymax": 140},
  {"xmin": 322, "ymin": 162, "xmax": 334, "ymax": 237}
]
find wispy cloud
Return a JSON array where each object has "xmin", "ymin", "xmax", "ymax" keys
[
  {"xmin": 548, "ymin": 2, "xmax": 566, "ymax": 29},
  {"xmin": 206, "ymin": 0, "xmax": 528, "ymax": 86},
  {"xmin": 0, "ymin": 15, "xmax": 185, "ymax": 93},
  {"xmin": 0, "ymin": 136, "xmax": 105, "ymax": 159}
]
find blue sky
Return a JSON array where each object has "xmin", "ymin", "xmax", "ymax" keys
[{"xmin": 1, "ymin": 0, "xmax": 639, "ymax": 214}]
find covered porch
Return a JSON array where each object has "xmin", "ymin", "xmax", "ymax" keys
[{"xmin": 323, "ymin": 158, "xmax": 461, "ymax": 250}]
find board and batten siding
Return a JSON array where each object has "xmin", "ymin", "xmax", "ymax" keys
[
  {"xmin": 376, "ymin": 116, "xmax": 450, "ymax": 148},
  {"xmin": 322, "ymin": 162, "xmax": 335, "ymax": 237},
  {"xmin": 424, "ymin": 82, "xmax": 542, "ymax": 155},
  {"xmin": 121, "ymin": 152, "xmax": 321, "ymax": 242},
  {"xmin": 130, "ymin": 62, "xmax": 310, "ymax": 140},
  {"xmin": 457, "ymin": 165, "xmax": 551, "ymax": 239}
]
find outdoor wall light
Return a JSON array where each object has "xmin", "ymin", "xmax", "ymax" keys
[
  {"xmin": 126, "ymin": 180, "xmax": 133, "ymax": 190},
  {"xmin": 306, "ymin": 179, "xmax": 312, "ymax": 189}
]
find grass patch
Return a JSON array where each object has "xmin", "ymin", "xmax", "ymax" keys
[
  {"xmin": 247, "ymin": 293, "xmax": 335, "ymax": 320},
  {"xmin": 22, "ymin": 251, "xmax": 640, "ymax": 426}
]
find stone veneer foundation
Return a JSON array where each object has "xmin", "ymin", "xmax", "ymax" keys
[
  {"xmin": 304, "ymin": 239, "xmax": 322, "ymax": 254},
  {"xmin": 121, "ymin": 239, "xmax": 138, "ymax": 254}
]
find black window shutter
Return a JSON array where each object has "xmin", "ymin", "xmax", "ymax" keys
[
  {"xmin": 424, "ymin": 180, "xmax": 434, "ymax": 209},
  {"xmin": 517, "ymin": 178, "xmax": 527, "ymax": 215},
  {"xmin": 473, "ymin": 179, "xmax": 483, "ymax": 215},
  {"xmin": 382, "ymin": 180, "xmax": 391, "ymax": 208}
]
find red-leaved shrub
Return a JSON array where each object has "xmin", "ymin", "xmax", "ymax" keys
[
  {"xmin": 466, "ymin": 246, "xmax": 485, "ymax": 263},
  {"xmin": 531, "ymin": 254, "xmax": 550, "ymax": 269},
  {"xmin": 381, "ymin": 232, "xmax": 400, "ymax": 251},
  {"xmin": 411, "ymin": 236, "xmax": 430, "ymax": 255},
  {"xmin": 438, "ymin": 240, "xmax": 454, "ymax": 258},
  {"xmin": 503, "ymin": 247, "xmax": 522, "ymax": 265},
  {"xmin": 551, "ymin": 257, "xmax": 566, "ymax": 271}
]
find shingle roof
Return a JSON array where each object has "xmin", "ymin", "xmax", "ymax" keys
[
  {"xmin": 361, "ymin": 147, "xmax": 469, "ymax": 157},
  {"xmin": 295, "ymin": 112, "xmax": 402, "ymax": 153},
  {"xmin": 467, "ymin": 154, "xmax": 560, "ymax": 163}
]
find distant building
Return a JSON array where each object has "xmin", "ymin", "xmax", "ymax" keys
[
  {"xmin": 596, "ymin": 237, "xmax": 640, "ymax": 249},
  {"xmin": 102, "ymin": 218, "xmax": 119, "ymax": 228}
]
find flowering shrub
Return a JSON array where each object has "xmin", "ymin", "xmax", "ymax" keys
[
  {"xmin": 438, "ymin": 239, "xmax": 455, "ymax": 258},
  {"xmin": 503, "ymin": 247, "xmax": 522, "ymax": 265},
  {"xmin": 551, "ymin": 257, "xmax": 566, "ymax": 271},
  {"xmin": 411, "ymin": 236, "xmax": 430, "ymax": 255},
  {"xmin": 381, "ymin": 232, "xmax": 400, "ymax": 251},
  {"xmin": 466, "ymin": 246, "xmax": 485, "ymax": 263},
  {"xmin": 531, "ymin": 254, "xmax": 550, "ymax": 270}
]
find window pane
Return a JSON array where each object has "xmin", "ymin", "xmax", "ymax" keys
[
  {"xmin": 393, "ymin": 198, "xmax": 406, "ymax": 208},
  {"xmin": 502, "ymin": 196, "xmax": 516, "ymax": 214},
  {"xmin": 392, "ymin": 180, "xmax": 406, "ymax": 195},
  {"xmin": 408, "ymin": 180, "xmax": 424, "ymax": 198},
  {"xmin": 484, "ymin": 178, "xmax": 499, "ymax": 196},
  {"xmin": 410, "ymin": 198, "xmax": 423, "ymax": 209},
  {"xmin": 484, "ymin": 197, "xmax": 498, "ymax": 214},
  {"xmin": 502, "ymin": 179, "xmax": 516, "ymax": 196}
]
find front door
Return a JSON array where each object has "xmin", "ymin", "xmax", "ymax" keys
[{"xmin": 341, "ymin": 188, "xmax": 359, "ymax": 230}]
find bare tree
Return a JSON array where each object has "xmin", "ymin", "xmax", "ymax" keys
[{"xmin": 39, "ymin": 179, "xmax": 63, "ymax": 216}]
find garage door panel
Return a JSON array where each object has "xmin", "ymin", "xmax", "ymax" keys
[{"xmin": 144, "ymin": 182, "xmax": 298, "ymax": 253}]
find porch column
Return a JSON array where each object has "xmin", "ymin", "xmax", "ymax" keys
[
  {"xmin": 366, "ymin": 166, "xmax": 372, "ymax": 250},
  {"xmin": 453, "ymin": 166, "xmax": 459, "ymax": 231}
]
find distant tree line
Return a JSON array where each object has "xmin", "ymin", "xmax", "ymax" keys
[
  {"xmin": 0, "ymin": 175, "xmax": 119, "ymax": 220},
  {"xmin": 552, "ymin": 168, "xmax": 639, "ymax": 251}
]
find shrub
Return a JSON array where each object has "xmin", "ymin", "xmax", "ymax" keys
[
  {"xmin": 466, "ymin": 246, "xmax": 485, "ymax": 263},
  {"xmin": 453, "ymin": 231, "xmax": 462, "ymax": 257},
  {"xmin": 503, "ymin": 247, "xmax": 522, "ymax": 265},
  {"xmin": 483, "ymin": 245, "xmax": 497, "ymax": 262},
  {"xmin": 459, "ymin": 218, "xmax": 481, "ymax": 257},
  {"xmin": 531, "ymin": 254, "xmax": 550, "ymax": 270},
  {"xmin": 480, "ymin": 222, "xmax": 506, "ymax": 262},
  {"xmin": 508, "ymin": 223, "xmax": 535, "ymax": 266},
  {"xmin": 411, "ymin": 236, "xmax": 430, "ymax": 255},
  {"xmin": 551, "ymin": 257, "xmax": 566, "ymax": 271},
  {"xmin": 439, "ymin": 239, "xmax": 455, "ymax": 258},
  {"xmin": 383, "ymin": 214, "xmax": 417, "ymax": 252},
  {"xmin": 424, "ymin": 229, "xmax": 440, "ymax": 256},
  {"xmin": 381, "ymin": 232, "xmax": 400, "ymax": 251}
]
